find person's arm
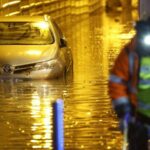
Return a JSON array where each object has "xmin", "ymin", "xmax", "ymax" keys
[{"xmin": 109, "ymin": 44, "xmax": 131, "ymax": 118}]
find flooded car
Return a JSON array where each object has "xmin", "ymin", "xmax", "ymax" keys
[{"xmin": 0, "ymin": 15, "xmax": 72, "ymax": 79}]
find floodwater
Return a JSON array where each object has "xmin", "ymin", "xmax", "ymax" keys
[{"xmin": 0, "ymin": 9, "xmax": 137, "ymax": 150}]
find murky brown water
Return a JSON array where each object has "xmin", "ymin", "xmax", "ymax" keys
[{"xmin": 0, "ymin": 9, "xmax": 137, "ymax": 150}]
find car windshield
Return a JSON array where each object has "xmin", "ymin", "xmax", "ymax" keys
[{"xmin": 0, "ymin": 21, "xmax": 54, "ymax": 45}]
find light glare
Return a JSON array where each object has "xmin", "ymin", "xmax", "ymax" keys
[
  {"xmin": 26, "ymin": 50, "xmax": 41, "ymax": 56},
  {"xmin": 34, "ymin": 22, "xmax": 49, "ymax": 29},
  {"xmin": 144, "ymin": 35, "xmax": 150, "ymax": 46}
]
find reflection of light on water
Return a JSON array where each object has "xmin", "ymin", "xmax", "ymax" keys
[
  {"xmin": 30, "ymin": 91, "xmax": 52, "ymax": 149},
  {"xmin": 65, "ymin": 10, "xmax": 136, "ymax": 150}
]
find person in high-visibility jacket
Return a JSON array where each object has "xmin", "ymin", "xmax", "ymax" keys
[{"xmin": 109, "ymin": 18, "xmax": 150, "ymax": 150}]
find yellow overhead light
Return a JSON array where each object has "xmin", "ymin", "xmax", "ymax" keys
[
  {"xmin": 2, "ymin": 0, "xmax": 21, "ymax": 8},
  {"xmin": 5, "ymin": 11, "xmax": 20, "ymax": 16}
]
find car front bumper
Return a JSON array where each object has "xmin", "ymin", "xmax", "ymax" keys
[{"xmin": 0, "ymin": 59, "xmax": 65, "ymax": 80}]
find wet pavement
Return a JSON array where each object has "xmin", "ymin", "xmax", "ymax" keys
[{"xmin": 0, "ymin": 9, "xmax": 137, "ymax": 150}]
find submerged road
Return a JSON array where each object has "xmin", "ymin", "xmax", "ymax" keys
[{"xmin": 0, "ymin": 9, "xmax": 137, "ymax": 150}]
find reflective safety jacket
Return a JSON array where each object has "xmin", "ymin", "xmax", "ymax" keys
[
  {"xmin": 109, "ymin": 36, "xmax": 150, "ymax": 118},
  {"xmin": 138, "ymin": 56, "xmax": 150, "ymax": 117}
]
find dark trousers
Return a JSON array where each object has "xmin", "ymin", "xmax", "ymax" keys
[{"xmin": 128, "ymin": 122, "xmax": 149, "ymax": 150}]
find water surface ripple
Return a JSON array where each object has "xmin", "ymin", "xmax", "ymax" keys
[{"xmin": 0, "ymin": 9, "xmax": 136, "ymax": 150}]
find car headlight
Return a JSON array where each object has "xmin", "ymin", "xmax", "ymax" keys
[{"xmin": 34, "ymin": 60, "xmax": 58, "ymax": 70}]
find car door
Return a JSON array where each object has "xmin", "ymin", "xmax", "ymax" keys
[{"xmin": 51, "ymin": 20, "xmax": 73, "ymax": 72}]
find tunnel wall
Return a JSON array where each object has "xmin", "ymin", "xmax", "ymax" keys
[
  {"xmin": 0, "ymin": 0, "xmax": 138, "ymax": 17},
  {"xmin": 0, "ymin": 0, "xmax": 104, "ymax": 17},
  {"xmin": 0, "ymin": 0, "xmax": 105, "ymax": 27},
  {"xmin": 0, "ymin": 0, "xmax": 138, "ymax": 28}
]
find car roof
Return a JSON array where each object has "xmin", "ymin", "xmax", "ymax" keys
[{"xmin": 0, "ymin": 15, "xmax": 50, "ymax": 22}]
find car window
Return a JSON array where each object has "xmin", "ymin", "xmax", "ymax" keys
[{"xmin": 0, "ymin": 21, "xmax": 54, "ymax": 45}]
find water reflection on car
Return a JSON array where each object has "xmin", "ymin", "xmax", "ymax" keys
[{"xmin": 0, "ymin": 15, "xmax": 73, "ymax": 79}]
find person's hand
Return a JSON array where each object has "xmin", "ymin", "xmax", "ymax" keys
[
  {"xmin": 119, "ymin": 113, "xmax": 130, "ymax": 131},
  {"xmin": 114, "ymin": 103, "xmax": 131, "ymax": 118},
  {"xmin": 113, "ymin": 102, "xmax": 135, "ymax": 132},
  {"xmin": 119, "ymin": 113, "xmax": 135, "ymax": 132}
]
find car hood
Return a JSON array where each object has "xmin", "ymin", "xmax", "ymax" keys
[{"xmin": 0, "ymin": 44, "xmax": 58, "ymax": 66}]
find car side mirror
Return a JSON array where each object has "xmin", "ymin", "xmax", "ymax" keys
[{"xmin": 60, "ymin": 38, "xmax": 67, "ymax": 48}]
